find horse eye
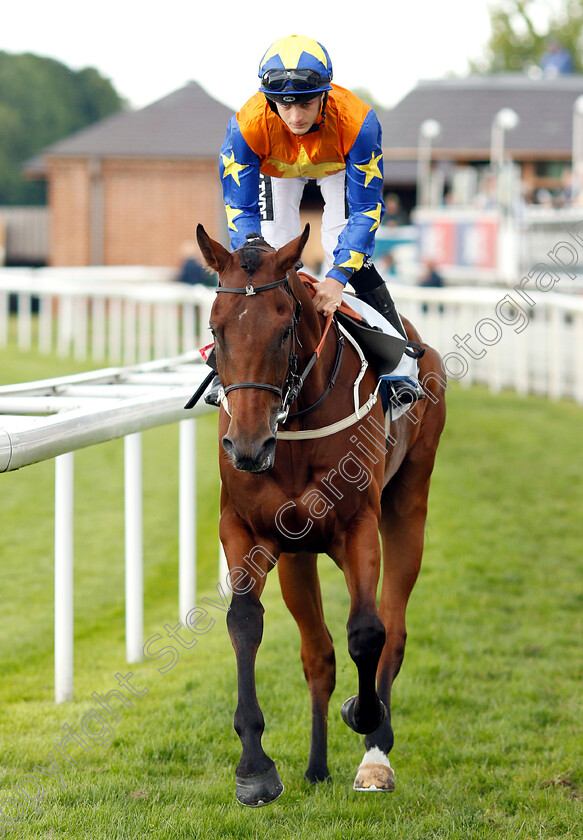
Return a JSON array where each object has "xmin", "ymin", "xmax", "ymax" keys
[{"xmin": 281, "ymin": 326, "xmax": 292, "ymax": 344}]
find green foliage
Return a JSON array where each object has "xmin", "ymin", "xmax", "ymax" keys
[
  {"xmin": 0, "ymin": 52, "xmax": 125, "ymax": 205},
  {"xmin": 472, "ymin": 0, "xmax": 583, "ymax": 74},
  {"xmin": 351, "ymin": 87, "xmax": 384, "ymax": 112}
]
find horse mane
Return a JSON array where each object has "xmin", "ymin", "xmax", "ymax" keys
[{"xmin": 237, "ymin": 233, "xmax": 273, "ymax": 278}]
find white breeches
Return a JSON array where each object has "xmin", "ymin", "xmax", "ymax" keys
[{"xmin": 259, "ymin": 170, "xmax": 348, "ymax": 274}]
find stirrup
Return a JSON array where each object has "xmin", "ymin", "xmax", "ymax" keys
[
  {"xmin": 204, "ymin": 374, "xmax": 222, "ymax": 407},
  {"xmin": 387, "ymin": 379, "xmax": 426, "ymax": 408}
]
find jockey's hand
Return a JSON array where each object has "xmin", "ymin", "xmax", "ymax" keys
[{"xmin": 312, "ymin": 276, "xmax": 344, "ymax": 317}]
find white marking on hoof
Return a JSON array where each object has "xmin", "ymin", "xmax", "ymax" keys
[
  {"xmin": 360, "ymin": 746, "xmax": 391, "ymax": 767},
  {"xmin": 353, "ymin": 748, "xmax": 395, "ymax": 792}
]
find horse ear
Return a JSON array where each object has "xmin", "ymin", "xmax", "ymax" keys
[
  {"xmin": 196, "ymin": 224, "xmax": 231, "ymax": 274},
  {"xmin": 275, "ymin": 224, "xmax": 310, "ymax": 274}
]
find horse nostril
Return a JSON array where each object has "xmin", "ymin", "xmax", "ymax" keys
[
  {"xmin": 222, "ymin": 435, "xmax": 235, "ymax": 459},
  {"xmin": 259, "ymin": 436, "xmax": 277, "ymax": 464},
  {"xmin": 221, "ymin": 433, "xmax": 276, "ymax": 472}
]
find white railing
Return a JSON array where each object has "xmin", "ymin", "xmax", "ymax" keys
[
  {"xmin": 395, "ymin": 284, "xmax": 583, "ymax": 405},
  {"xmin": 2, "ymin": 267, "xmax": 583, "ymax": 405},
  {"xmin": 0, "ymin": 266, "xmax": 215, "ymax": 364},
  {"xmin": 0, "ymin": 354, "xmax": 219, "ymax": 703}
]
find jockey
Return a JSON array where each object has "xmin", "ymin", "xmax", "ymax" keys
[{"xmin": 207, "ymin": 34, "xmax": 423, "ymax": 408}]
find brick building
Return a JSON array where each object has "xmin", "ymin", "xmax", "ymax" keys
[
  {"xmin": 26, "ymin": 82, "xmax": 234, "ymax": 267},
  {"xmin": 28, "ymin": 74, "xmax": 583, "ymax": 267}
]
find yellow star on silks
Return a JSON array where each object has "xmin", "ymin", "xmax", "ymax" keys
[
  {"xmin": 267, "ymin": 147, "xmax": 345, "ymax": 179},
  {"xmin": 225, "ymin": 205, "xmax": 243, "ymax": 231},
  {"xmin": 261, "ymin": 36, "xmax": 328, "ymax": 72},
  {"xmin": 355, "ymin": 152, "xmax": 383, "ymax": 187},
  {"xmin": 340, "ymin": 251, "xmax": 365, "ymax": 272},
  {"xmin": 221, "ymin": 151, "xmax": 248, "ymax": 186},
  {"xmin": 363, "ymin": 203, "xmax": 382, "ymax": 232}
]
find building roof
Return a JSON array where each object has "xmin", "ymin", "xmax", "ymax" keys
[
  {"xmin": 380, "ymin": 74, "xmax": 583, "ymax": 159},
  {"xmin": 27, "ymin": 73, "xmax": 583, "ymax": 182},
  {"xmin": 26, "ymin": 81, "xmax": 235, "ymax": 174}
]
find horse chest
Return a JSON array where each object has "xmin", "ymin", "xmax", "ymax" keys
[{"xmin": 225, "ymin": 465, "xmax": 376, "ymax": 553}]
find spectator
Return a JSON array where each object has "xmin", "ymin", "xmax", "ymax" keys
[
  {"xmin": 473, "ymin": 173, "xmax": 498, "ymax": 210},
  {"xmin": 534, "ymin": 188, "xmax": 554, "ymax": 208},
  {"xmin": 554, "ymin": 168, "xmax": 576, "ymax": 208},
  {"xmin": 541, "ymin": 37, "xmax": 574, "ymax": 77},
  {"xmin": 419, "ymin": 258, "xmax": 444, "ymax": 288},
  {"xmin": 419, "ymin": 258, "xmax": 444, "ymax": 314},
  {"xmin": 378, "ymin": 250, "xmax": 397, "ymax": 277},
  {"xmin": 176, "ymin": 240, "xmax": 215, "ymax": 286},
  {"xmin": 382, "ymin": 193, "xmax": 408, "ymax": 227}
]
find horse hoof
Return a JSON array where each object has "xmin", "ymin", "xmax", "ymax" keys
[
  {"xmin": 341, "ymin": 695, "xmax": 387, "ymax": 735},
  {"xmin": 304, "ymin": 767, "xmax": 332, "ymax": 785},
  {"xmin": 235, "ymin": 765, "xmax": 284, "ymax": 807},
  {"xmin": 353, "ymin": 762, "xmax": 395, "ymax": 792}
]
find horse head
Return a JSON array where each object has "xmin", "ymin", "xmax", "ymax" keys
[{"xmin": 197, "ymin": 224, "xmax": 311, "ymax": 473}]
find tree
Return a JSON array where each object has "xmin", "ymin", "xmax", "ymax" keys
[
  {"xmin": 471, "ymin": 0, "xmax": 583, "ymax": 74},
  {"xmin": 352, "ymin": 87, "xmax": 385, "ymax": 112},
  {"xmin": 0, "ymin": 52, "xmax": 125, "ymax": 205}
]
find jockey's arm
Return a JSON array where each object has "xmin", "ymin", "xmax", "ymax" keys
[
  {"xmin": 319, "ymin": 109, "xmax": 385, "ymax": 314},
  {"xmin": 219, "ymin": 116, "xmax": 263, "ymax": 248}
]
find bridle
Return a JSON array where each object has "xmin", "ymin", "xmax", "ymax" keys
[{"xmin": 213, "ymin": 255, "xmax": 343, "ymax": 426}]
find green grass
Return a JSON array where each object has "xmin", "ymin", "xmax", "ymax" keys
[{"xmin": 1, "ymin": 340, "xmax": 583, "ymax": 839}]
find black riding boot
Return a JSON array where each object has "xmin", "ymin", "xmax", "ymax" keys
[
  {"xmin": 351, "ymin": 259, "xmax": 406, "ymax": 338},
  {"xmin": 351, "ymin": 259, "xmax": 425, "ymax": 409}
]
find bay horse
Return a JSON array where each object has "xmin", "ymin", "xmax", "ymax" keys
[{"xmin": 196, "ymin": 223, "xmax": 446, "ymax": 806}]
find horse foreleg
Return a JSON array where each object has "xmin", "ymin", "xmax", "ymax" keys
[
  {"xmin": 340, "ymin": 518, "xmax": 387, "ymax": 737},
  {"xmin": 227, "ymin": 591, "xmax": 284, "ymax": 805},
  {"xmin": 278, "ymin": 552, "xmax": 335, "ymax": 784},
  {"xmin": 354, "ymin": 469, "xmax": 431, "ymax": 792},
  {"xmin": 222, "ymin": 515, "xmax": 283, "ymax": 806}
]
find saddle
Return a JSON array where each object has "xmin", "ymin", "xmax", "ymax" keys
[{"xmin": 297, "ymin": 273, "xmax": 421, "ymax": 377}]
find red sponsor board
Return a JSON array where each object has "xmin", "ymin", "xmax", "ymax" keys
[{"xmin": 417, "ymin": 213, "xmax": 498, "ymax": 272}]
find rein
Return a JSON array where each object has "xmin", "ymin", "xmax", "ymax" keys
[{"xmin": 284, "ymin": 315, "xmax": 342, "ymax": 421}]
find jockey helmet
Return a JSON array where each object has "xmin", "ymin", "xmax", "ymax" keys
[{"xmin": 258, "ymin": 35, "xmax": 333, "ymax": 103}]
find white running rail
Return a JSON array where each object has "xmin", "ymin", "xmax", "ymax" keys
[
  {"xmin": 0, "ymin": 266, "xmax": 215, "ymax": 363},
  {"xmin": 1, "ymin": 267, "xmax": 583, "ymax": 403},
  {"xmin": 0, "ymin": 354, "xmax": 215, "ymax": 703}
]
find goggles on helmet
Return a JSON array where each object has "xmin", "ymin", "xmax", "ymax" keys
[{"xmin": 261, "ymin": 68, "xmax": 331, "ymax": 93}]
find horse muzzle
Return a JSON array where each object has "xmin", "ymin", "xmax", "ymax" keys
[{"xmin": 222, "ymin": 432, "xmax": 277, "ymax": 473}]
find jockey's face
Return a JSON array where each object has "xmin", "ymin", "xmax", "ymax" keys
[{"xmin": 275, "ymin": 94, "xmax": 324, "ymax": 135}]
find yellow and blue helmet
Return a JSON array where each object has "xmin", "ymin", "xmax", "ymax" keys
[{"xmin": 258, "ymin": 35, "xmax": 333, "ymax": 103}]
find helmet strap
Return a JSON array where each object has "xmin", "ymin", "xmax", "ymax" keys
[
  {"xmin": 305, "ymin": 91, "xmax": 328, "ymax": 134},
  {"xmin": 265, "ymin": 96, "xmax": 280, "ymax": 116}
]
